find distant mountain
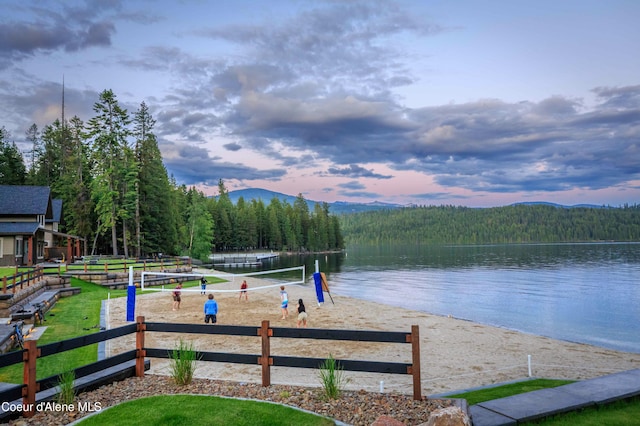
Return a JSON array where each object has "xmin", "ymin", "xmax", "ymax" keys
[
  {"xmin": 221, "ymin": 190, "xmax": 612, "ymax": 213},
  {"xmin": 513, "ymin": 201, "xmax": 609, "ymax": 209},
  {"xmin": 222, "ymin": 188, "xmax": 403, "ymax": 214}
]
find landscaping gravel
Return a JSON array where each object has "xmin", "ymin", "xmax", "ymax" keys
[{"xmin": 5, "ymin": 375, "xmax": 453, "ymax": 426}]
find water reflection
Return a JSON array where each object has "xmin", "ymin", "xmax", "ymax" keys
[{"xmin": 215, "ymin": 243, "xmax": 640, "ymax": 353}]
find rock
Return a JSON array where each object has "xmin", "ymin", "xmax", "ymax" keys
[
  {"xmin": 371, "ymin": 414, "xmax": 405, "ymax": 426},
  {"xmin": 422, "ymin": 406, "xmax": 471, "ymax": 426}
]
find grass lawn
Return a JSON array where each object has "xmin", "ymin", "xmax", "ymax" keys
[
  {"xmin": 450, "ymin": 379, "xmax": 640, "ymax": 425},
  {"xmin": 446, "ymin": 378, "xmax": 575, "ymax": 405},
  {"xmin": 76, "ymin": 394, "xmax": 335, "ymax": 426},
  {"xmin": 523, "ymin": 397, "xmax": 640, "ymax": 425}
]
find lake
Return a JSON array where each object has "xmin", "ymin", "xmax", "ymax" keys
[{"xmin": 220, "ymin": 243, "xmax": 640, "ymax": 354}]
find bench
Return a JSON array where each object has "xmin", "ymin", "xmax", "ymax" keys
[{"xmin": 9, "ymin": 291, "xmax": 60, "ymax": 323}]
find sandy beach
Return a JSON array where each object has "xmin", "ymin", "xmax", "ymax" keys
[{"xmin": 104, "ymin": 272, "xmax": 640, "ymax": 396}]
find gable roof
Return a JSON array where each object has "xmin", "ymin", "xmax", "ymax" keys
[
  {"xmin": 48, "ymin": 199, "xmax": 63, "ymax": 224},
  {"xmin": 0, "ymin": 185, "xmax": 52, "ymax": 217}
]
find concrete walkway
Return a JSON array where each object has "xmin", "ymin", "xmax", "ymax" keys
[{"xmin": 469, "ymin": 369, "xmax": 640, "ymax": 425}]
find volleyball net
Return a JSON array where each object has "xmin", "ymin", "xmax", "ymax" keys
[{"xmin": 138, "ymin": 265, "xmax": 306, "ymax": 293}]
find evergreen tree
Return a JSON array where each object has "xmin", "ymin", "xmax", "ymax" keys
[
  {"xmin": 87, "ymin": 89, "xmax": 131, "ymax": 256},
  {"xmin": 0, "ymin": 127, "xmax": 27, "ymax": 185},
  {"xmin": 184, "ymin": 187, "xmax": 214, "ymax": 261}
]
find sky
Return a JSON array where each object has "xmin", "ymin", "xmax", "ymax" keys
[{"xmin": 1, "ymin": 0, "xmax": 639, "ymax": 207}]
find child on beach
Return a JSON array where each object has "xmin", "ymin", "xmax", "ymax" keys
[
  {"xmin": 296, "ymin": 298, "xmax": 307, "ymax": 328},
  {"xmin": 280, "ymin": 286, "xmax": 289, "ymax": 319},
  {"xmin": 204, "ymin": 294, "xmax": 218, "ymax": 324}
]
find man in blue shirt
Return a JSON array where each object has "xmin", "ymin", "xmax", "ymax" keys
[{"xmin": 204, "ymin": 294, "xmax": 218, "ymax": 324}]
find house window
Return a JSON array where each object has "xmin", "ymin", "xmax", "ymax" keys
[
  {"xmin": 0, "ymin": 239, "xmax": 3, "ymax": 257},
  {"xmin": 37, "ymin": 240, "xmax": 45, "ymax": 259},
  {"xmin": 38, "ymin": 214, "xmax": 45, "ymax": 227},
  {"xmin": 15, "ymin": 237, "xmax": 23, "ymax": 258}
]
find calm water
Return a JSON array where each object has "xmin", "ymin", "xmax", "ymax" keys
[{"xmin": 222, "ymin": 243, "xmax": 640, "ymax": 353}]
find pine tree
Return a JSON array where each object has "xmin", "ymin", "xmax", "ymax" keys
[{"xmin": 87, "ymin": 89, "xmax": 131, "ymax": 256}]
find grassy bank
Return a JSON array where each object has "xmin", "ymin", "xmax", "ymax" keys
[{"xmin": 0, "ymin": 274, "xmax": 222, "ymax": 383}]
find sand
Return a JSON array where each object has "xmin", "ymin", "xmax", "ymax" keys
[{"xmin": 103, "ymin": 272, "xmax": 640, "ymax": 396}]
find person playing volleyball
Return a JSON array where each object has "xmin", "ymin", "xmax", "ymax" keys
[
  {"xmin": 239, "ymin": 280, "xmax": 249, "ymax": 301},
  {"xmin": 172, "ymin": 283, "xmax": 182, "ymax": 311},
  {"xmin": 280, "ymin": 286, "xmax": 289, "ymax": 319},
  {"xmin": 204, "ymin": 294, "xmax": 218, "ymax": 324}
]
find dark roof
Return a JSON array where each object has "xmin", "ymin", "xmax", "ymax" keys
[
  {"xmin": 48, "ymin": 199, "xmax": 63, "ymax": 223},
  {"xmin": 0, "ymin": 222, "xmax": 40, "ymax": 236},
  {"xmin": 0, "ymin": 185, "xmax": 52, "ymax": 217}
]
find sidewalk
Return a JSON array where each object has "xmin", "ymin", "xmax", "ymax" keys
[{"xmin": 469, "ymin": 369, "xmax": 640, "ymax": 425}]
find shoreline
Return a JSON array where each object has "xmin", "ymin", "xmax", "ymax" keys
[{"xmin": 105, "ymin": 275, "xmax": 640, "ymax": 395}]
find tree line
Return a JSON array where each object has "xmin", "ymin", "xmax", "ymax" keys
[
  {"xmin": 338, "ymin": 204, "xmax": 640, "ymax": 245},
  {"xmin": 0, "ymin": 89, "xmax": 344, "ymax": 260}
]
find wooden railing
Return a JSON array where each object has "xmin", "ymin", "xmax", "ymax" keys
[
  {"xmin": 1, "ymin": 266, "xmax": 45, "ymax": 294},
  {"xmin": 0, "ymin": 317, "xmax": 421, "ymax": 418},
  {"xmin": 1, "ymin": 258, "xmax": 192, "ymax": 294}
]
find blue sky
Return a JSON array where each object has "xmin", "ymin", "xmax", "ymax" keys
[{"xmin": 1, "ymin": 0, "xmax": 639, "ymax": 207}]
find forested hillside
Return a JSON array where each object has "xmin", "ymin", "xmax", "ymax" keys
[
  {"xmin": 0, "ymin": 90, "xmax": 344, "ymax": 260},
  {"xmin": 338, "ymin": 204, "xmax": 640, "ymax": 245}
]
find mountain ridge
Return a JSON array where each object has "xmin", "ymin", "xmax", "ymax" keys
[{"xmin": 220, "ymin": 188, "xmax": 609, "ymax": 213}]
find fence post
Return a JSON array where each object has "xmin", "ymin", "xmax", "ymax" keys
[
  {"xmin": 136, "ymin": 316, "xmax": 146, "ymax": 377},
  {"xmin": 409, "ymin": 325, "xmax": 422, "ymax": 400},
  {"xmin": 258, "ymin": 320, "xmax": 272, "ymax": 387},
  {"xmin": 2, "ymin": 276, "xmax": 6, "ymax": 294},
  {"xmin": 22, "ymin": 340, "xmax": 39, "ymax": 417}
]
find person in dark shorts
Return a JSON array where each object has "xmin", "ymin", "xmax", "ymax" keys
[
  {"xmin": 239, "ymin": 280, "xmax": 249, "ymax": 301},
  {"xmin": 172, "ymin": 283, "xmax": 182, "ymax": 311},
  {"xmin": 204, "ymin": 294, "xmax": 218, "ymax": 324}
]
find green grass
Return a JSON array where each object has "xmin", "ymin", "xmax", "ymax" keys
[
  {"xmin": 0, "ymin": 273, "xmax": 223, "ymax": 383},
  {"xmin": 449, "ymin": 379, "xmax": 640, "ymax": 425},
  {"xmin": 76, "ymin": 394, "xmax": 335, "ymax": 426},
  {"xmin": 446, "ymin": 378, "xmax": 575, "ymax": 405},
  {"xmin": 522, "ymin": 397, "xmax": 640, "ymax": 425}
]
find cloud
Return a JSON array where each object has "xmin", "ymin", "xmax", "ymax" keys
[
  {"xmin": 0, "ymin": 3, "xmax": 120, "ymax": 68},
  {"xmin": 160, "ymin": 139, "xmax": 287, "ymax": 186},
  {"xmin": 2, "ymin": 0, "xmax": 639, "ymax": 205},
  {"xmin": 327, "ymin": 164, "xmax": 392, "ymax": 179}
]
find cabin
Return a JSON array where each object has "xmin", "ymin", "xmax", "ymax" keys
[{"xmin": 0, "ymin": 185, "xmax": 85, "ymax": 266}]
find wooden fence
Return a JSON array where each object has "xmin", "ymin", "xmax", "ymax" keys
[
  {"xmin": 1, "ymin": 257, "xmax": 191, "ymax": 294},
  {"xmin": 0, "ymin": 266, "xmax": 45, "ymax": 295},
  {"xmin": 0, "ymin": 316, "xmax": 420, "ymax": 418}
]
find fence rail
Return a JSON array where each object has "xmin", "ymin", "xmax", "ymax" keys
[
  {"xmin": 0, "ymin": 316, "xmax": 421, "ymax": 419},
  {"xmin": 1, "ymin": 266, "xmax": 45, "ymax": 294},
  {"xmin": 1, "ymin": 257, "xmax": 192, "ymax": 294}
]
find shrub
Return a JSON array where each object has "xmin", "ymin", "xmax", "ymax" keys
[
  {"xmin": 170, "ymin": 339, "xmax": 199, "ymax": 386},
  {"xmin": 56, "ymin": 369, "xmax": 76, "ymax": 405},
  {"xmin": 318, "ymin": 354, "xmax": 348, "ymax": 400}
]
